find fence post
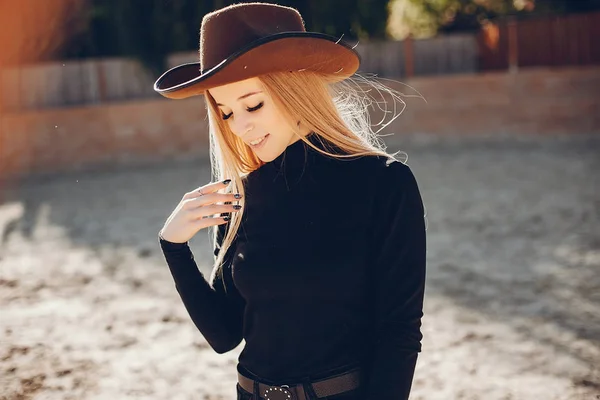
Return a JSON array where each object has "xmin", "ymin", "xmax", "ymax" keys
[
  {"xmin": 96, "ymin": 61, "xmax": 107, "ymax": 103},
  {"xmin": 404, "ymin": 34, "xmax": 415, "ymax": 78},
  {"xmin": 507, "ymin": 16, "xmax": 519, "ymax": 73}
]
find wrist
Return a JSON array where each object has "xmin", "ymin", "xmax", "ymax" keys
[{"xmin": 158, "ymin": 230, "xmax": 188, "ymax": 246}]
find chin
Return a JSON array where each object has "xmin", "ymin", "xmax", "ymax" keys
[
  {"xmin": 254, "ymin": 144, "xmax": 283, "ymax": 163},
  {"xmin": 257, "ymin": 153, "xmax": 277, "ymax": 163}
]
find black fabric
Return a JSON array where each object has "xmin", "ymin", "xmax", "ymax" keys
[{"xmin": 159, "ymin": 133, "xmax": 427, "ymax": 399}]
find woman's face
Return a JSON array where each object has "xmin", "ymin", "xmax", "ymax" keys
[{"xmin": 208, "ymin": 77, "xmax": 305, "ymax": 162}]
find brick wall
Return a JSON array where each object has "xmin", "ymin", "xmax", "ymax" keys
[
  {"xmin": 0, "ymin": 99, "xmax": 209, "ymax": 180},
  {"xmin": 395, "ymin": 66, "xmax": 600, "ymax": 135},
  {"xmin": 1, "ymin": 66, "xmax": 598, "ymax": 181}
]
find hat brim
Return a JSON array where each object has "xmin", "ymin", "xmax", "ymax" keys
[{"xmin": 154, "ymin": 32, "xmax": 361, "ymax": 99}]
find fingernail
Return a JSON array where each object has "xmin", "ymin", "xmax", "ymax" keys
[
  {"xmin": 233, "ymin": 205, "xmax": 242, "ymax": 210},
  {"xmin": 223, "ymin": 216, "xmax": 231, "ymax": 221},
  {"xmin": 234, "ymin": 193, "xmax": 242, "ymax": 199},
  {"xmin": 223, "ymin": 179, "xmax": 232, "ymax": 185}
]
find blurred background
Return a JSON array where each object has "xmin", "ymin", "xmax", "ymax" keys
[{"xmin": 0, "ymin": 1, "xmax": 598, "ymax": 399}]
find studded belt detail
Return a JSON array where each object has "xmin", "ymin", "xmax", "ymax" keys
[{"xmin": 237, "ymin": 367, "xmax": 361, "ymax": 400}]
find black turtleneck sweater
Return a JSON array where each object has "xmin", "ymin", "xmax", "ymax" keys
[{"xmin": 159, "ymin": 133, "xmax": 426, "ymax": 399}]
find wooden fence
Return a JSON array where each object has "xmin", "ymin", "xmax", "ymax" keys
[
  {"xmin": 478, "ymin": 11, "xmax": 600, "ymax": 71},
  {"xmin": 0, "ymin": 58, "xmax": 156, "ymax": 110},
  {"xmin": 0, "ymin": 35, "xmax": 477, "ymax": 112},
  {"xmin": 3, "ymin": 8, "xmax": 599, "ymax": 113},
  {"xmin": 357, "ymin": 34, "xmax": 478, "ymax": 78}
]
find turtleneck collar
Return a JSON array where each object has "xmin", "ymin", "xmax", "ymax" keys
[
  {"xmin": 271, "ymin": 133, "xmax": 315, "ymax": 169},
  {"xmin": 244, "ymin": 132, "xmax": 340, "ymax": 188}
]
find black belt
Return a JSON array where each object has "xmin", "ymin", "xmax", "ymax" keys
[{"xmin": 238, "ymin": 367, "xmax": 362, "ymax": 400}]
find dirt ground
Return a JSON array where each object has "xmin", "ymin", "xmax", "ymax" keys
[{"xmin": 1, "ymin": 132, "xmax": 599, "ymax": 400}]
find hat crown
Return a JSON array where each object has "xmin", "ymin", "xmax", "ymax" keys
[{"xmin": 200, "ymin": 3, "xmax": 306, "ymax": 72}]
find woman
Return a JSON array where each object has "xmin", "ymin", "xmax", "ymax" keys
[{"xmin": 154, "ymin": 3, "xmax": 426, "ymax": 400}]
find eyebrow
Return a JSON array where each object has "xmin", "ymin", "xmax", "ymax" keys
[{"xmin": 216, "ymin": 91, "xmax": 262, "ymax": 107}]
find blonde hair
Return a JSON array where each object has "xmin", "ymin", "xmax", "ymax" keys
[{"xmin": 205, "ymin": 71, "xmax": 410, "ymax": 273}]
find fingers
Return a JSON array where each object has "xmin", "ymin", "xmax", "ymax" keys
[
  {"xmin": 180, "ymin": 179, "xmax": 243, "ymax": 222},
  {"xmin": 184, "ymin": 179, "xmax": 233, "ymax": 200},
  {"xmin": 193, "ymin": 216, "xmax": 230, "ymax": 230},
  {"xmin": 190, "ymin": 203, "xmax": 241, "ymax": 219},
  {"xmin": 182, "ymin": 192, "xmax": 242, "ymax": 210}
]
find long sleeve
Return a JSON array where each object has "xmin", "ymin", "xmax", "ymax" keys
[
  {"xmin": 159, "ymin": 223, "xmax": 245, "ymax": 354},
  {"xmin": 365, "ymin": 160, "xmax": 427, "ymax": 399}
]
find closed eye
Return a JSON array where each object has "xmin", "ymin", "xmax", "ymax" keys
[
  {"xmin": 247, "ymin": 102, "xmax": 264, "ymax": 112},
  {"xmin": 222, "ymin": 102, "xmax": 264, "ymax": 120}
]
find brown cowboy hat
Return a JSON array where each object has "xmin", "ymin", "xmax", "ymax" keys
[{"xmin": 153, "ymin": 2, "xmax": 361, "ymax": 99}]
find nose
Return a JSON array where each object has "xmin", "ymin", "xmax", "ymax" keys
[{"xmin": 231, "ymin": 115, "xmax": 254, "ymax": 138}]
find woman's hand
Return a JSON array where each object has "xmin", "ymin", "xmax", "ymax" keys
[{"xmin": 159, "ymin": 179, "xmax": 242, "ymax": 244}]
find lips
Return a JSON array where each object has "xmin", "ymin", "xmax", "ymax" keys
[
  {"xmin": 248, "ymin": 134, "xmax": 269, "ymax": 147},
  {"xmin": 249, "ymin": 134, "xmax": 267, "ymax": 144}
]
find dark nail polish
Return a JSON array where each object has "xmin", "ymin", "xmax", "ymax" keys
[
  {"xmin": 223, "ymin": 179, "xmax": 232, "ymax": 185},
  {"xmin": 233, "ymin": 205, "xmax": 242, "ymax": 210},
  {"xmin": 223, "ymin": 216, "xmax": 231, "ymax": 221},
  {"xmin": 234, "ymin": 193, "xmax": 242, "ymax": 199}
]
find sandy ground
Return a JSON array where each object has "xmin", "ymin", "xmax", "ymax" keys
[{"xmin": 0, "ymin": 132, "xmax": 599, "ymax": 400}]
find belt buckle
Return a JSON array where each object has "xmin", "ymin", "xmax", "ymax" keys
[{"xmin": 263, "ymin": 384, "xmax": 293, "ymax": 400}]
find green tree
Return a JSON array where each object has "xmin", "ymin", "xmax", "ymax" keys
[{"xmin": 387, "ymin": 0, "xmax": 600, "ymax": 39}]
